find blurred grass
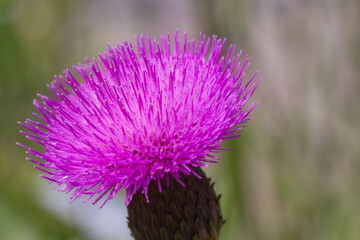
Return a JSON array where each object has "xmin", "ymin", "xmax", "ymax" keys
[
  {"xmin": 1, "ymin": 0, "xmax": 360, "ymax": 240},
  {"xmin": 0, "ymin": 0, "xmax": 85, "ymax": 239},
  {"xmin": 205, "ymin": 1, "xmax": 360, "ymax": 240}
]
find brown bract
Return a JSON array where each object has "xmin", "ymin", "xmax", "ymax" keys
[{"xmin": 127, "ymin": 167, "xmax": 224, "ymax": 240}]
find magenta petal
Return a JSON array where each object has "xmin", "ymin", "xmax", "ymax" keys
[{"xmin": 18, "ymin": 31, "xmax": 260, "ymax": 207}]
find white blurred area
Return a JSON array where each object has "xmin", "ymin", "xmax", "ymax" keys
[{"xmin": 35, "ymin": 178, "xmax": 131, "ymax": 240}]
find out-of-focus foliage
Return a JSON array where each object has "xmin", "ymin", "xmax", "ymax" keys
[
  {"xmin": 1, "ymin": 0, "xmax": 359, "ymax": 239},
  {"xmin": 0, "ymin": 0, "xmax": 84, "ymax": 239},
  {"xmin": 208, "ymin": 1, "xmax": 360, "ymax": 240}
]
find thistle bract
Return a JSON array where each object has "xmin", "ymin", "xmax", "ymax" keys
[{"xmin": 18, "ymin": 31, "xmax": 260, "ymax": 207}]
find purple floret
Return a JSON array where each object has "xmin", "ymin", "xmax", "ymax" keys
[{"xmin": 18, "ymin": 31, "xmax": 261, "ymax": 207}]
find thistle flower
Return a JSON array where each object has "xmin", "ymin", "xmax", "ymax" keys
[{"xmin": 17, "ymin": 31, "xmax": 260, "ymax": 236}]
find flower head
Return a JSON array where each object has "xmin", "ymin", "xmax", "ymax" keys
[{"xmin": 18, "ymin": 31, "xmax": 260, "ymax": 207}]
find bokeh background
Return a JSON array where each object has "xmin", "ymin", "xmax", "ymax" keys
[{"xmin": 1, "ymin": 0, "xmax": 359, "ymax": 239}]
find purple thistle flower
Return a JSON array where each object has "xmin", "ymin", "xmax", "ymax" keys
[{"xmin": 18, "ymin": 31, "xmax": 261, "ymax": 207}]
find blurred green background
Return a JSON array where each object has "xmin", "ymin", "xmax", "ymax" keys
[{"xmin": 1, "ymin": 0, "xmax": 360, "ymax": 239}]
